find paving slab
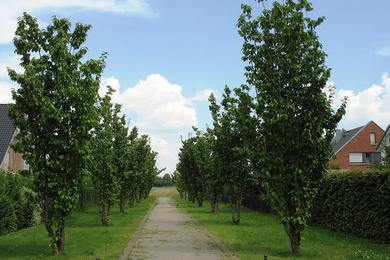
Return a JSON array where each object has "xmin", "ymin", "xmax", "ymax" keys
[{"xmin": 121, "ymin": 197, "xmax": 238, "ymax": 260}]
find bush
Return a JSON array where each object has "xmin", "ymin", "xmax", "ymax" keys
[
  {"xmin": 310, "ymin": 169, "xmax": 390, "ymax": 243},
  {"xmin": 328, "ymin": 162, "xmax": 341, "ymax": 170},
  {"xmin": 79, "ymin": 186, "xmax": 99, "ymax": 211},
  {"xmin": 0, "ymin": 170, "xmax": 41, "ymax": 236}
]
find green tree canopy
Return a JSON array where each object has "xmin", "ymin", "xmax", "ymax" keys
[
  {"xmin": 89, "ymin": 87, "xmax": 122, "ymax": 226},
  {"xmin": 7, "ymin": 13, "xmax": 105, "ymax": 255},
  {"xmin": 208, "ymin": 88, "xmax": 255, "ymax": 223},
  {"xmin": 237, "ymin": 0, "xmax": 347, "ymax": 253}
]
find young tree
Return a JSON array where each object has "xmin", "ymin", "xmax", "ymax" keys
[
  {"xmin": 176, "ymin": 135, "xmax": 206, "ymax": 206},
  {"xmin": 7, "ymin": 13, "xmax": 104, "ymax": 255},
  {"xmin": 208, "ymin": 88, "xmax": 254, "ymax": 224},
  {"xmin": 192, "ymin": 128, "xmax": 215, "ymax": 210},
  {"xmin": 128, "ymin": 134, "xmax": 161, "ymax": 205},
  {"xmin": 238, "ymin": 0, "xmax": 347, "ymax": 252},
  {"xmin": 89, "ymin": 87, "xmax": 121, "ymax": 226},
  {"xmin": 118, "ymin": 126, "xmax": 138, "ymax": 212}
]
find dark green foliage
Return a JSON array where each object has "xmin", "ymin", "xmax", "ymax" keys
[
  {"xmin": 310, "ymin": 169, "xmax": 390, "ymax": 243},
  {"xmin": 176, "ymin": 132, "xmax": 207, "ymax": 207},
  {"xmin": 0, "ymin": 170, "xmax": 41, "ymax": 236},
  {"xmin": 79, "ymin": 186, "xmax": 99, "ymax": 211},
  {"xmin": 237, "ymin": 0, "xmax": 347, "ymax": 252},
  {"xmin": 7, "ymin": 13, "xmax": 104, "ymax": 254},
  {"xmin": 208, "ymin": 88, "xmax": 255, "ymax": 222},
  {"xmin": 154, "ymin": 174, "xmax": 174, "ymax": 187}
]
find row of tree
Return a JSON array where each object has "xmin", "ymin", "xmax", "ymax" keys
[
  {"xmin": 154, "ymin": 173, "xmax": 175, "ymax": 187},
  {"xmin": 7, "ymin": 13, "xmax": 160, "ymax": 255},
  {"xmin": 90, "ymin": 86, "xmax": 159, "ymax": 224},
  {"xmin": 176, "ymin": 0, "xmax": 347, "ymax": 254}
]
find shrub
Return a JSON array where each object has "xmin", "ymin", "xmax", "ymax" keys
[
  {"xmin": 0, "ymin": 170, "xmax": 41, "ymax": 236},
  {"xmin": 79, "ymin": 186, "xmax": 99, "ymax": 211},
  {"xmin": 328, "ymin": 163, "xmax": 341, "ymax": 170},
  {"xmin": 310, "ymin": 169, "xmax": 390, "ymax": 243}
]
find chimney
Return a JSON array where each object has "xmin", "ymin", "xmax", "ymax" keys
[{"xmin": 334, "ymin": 128, "xmax": 346, "ymax": 143}]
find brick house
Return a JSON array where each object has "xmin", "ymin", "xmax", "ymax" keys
[
  {"xmin": 329, "ymin": 121, "xmax": 385, "ymax": 170},
  {"xmin": 0, "ymin": 104, "xmax": 27, "ymax": 172}
]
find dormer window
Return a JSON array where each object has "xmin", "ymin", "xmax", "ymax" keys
[{"xmin": 370, "ymin": 133, "xmax": 376, "ymax": 145}]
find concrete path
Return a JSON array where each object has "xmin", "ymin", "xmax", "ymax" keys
[{"xmin": 121, "ymin": 197, "xmax": 238, "ymax": 260}]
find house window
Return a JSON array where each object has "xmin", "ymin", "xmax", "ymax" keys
[
  {"xmin": 364, "ymin": 152, "xmax": 381, "ymax": 163},
  {"xmin": 349, "ymin": 153, "xmax": 363, "ymax": 163},
  {"xmin": 370, "ymin": 133, "xmax": 376, "ymax": 145},
  {"xmin": 349, "ymin": 152, "xmax": 381, "ymax": 164}
]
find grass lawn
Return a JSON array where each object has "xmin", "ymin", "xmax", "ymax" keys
[
  {"xmin": 0, "ymin": 196, "xmax": 156, "ymax": 259},
  {"xmin": 174, "ymin": 197, "xmax": 390, "ymax": 260}
]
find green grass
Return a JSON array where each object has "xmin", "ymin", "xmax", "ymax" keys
[
  {"xmin": 0, "ymin": 197, "xmax": 156, "ymax": 259},
  {"xmin": 174, "ymin": 197, "xmax": 390, "ymax": 260}
]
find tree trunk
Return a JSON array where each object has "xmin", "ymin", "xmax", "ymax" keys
[
  {"xmin": 101, "ymin": 195, "xmax": 109, "ymax": 226},
  {"xmin": 129, "ymin": 194, "xmax": 135, "ymax": 208},
  {"xmin": 210, "ymin": 195, "xmax": 219, "ymax": 213},
  {"xmin": 43, "ymin": 176, "xmax": 53, "ymax": 235},
  {"xmin": 119, "ymin": 194, "xmax": 127, "ymax": 213},
  {"xmin": 44, "ymin": 190, "xmax": 53, "ymax": 238},
  {"xmin": 107, "ymin": 203, "xmax": 111, "ymax": 221},
  {"xmin": 230, "ymin": 197, "xmax": 241, "ymax": 224},
  {"xmin": 236, "ymin": 194, "xmax": 242, "ymax": 224},
  {"xmin": 283, "ymin": 221, "xmax": 301, "ymax": 253},
  {"xmin": 54, "ymin": 220, "xmax": 66, "ymax": 255}
]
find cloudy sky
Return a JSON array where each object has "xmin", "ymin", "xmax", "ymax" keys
[{"xmin": 1, "ymin": 0, "xmax": 389, "ymax": 175}]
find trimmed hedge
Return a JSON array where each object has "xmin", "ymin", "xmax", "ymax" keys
[{"xmin": 310, "ymin": 168, "xmax": 390, "ymax": 243}]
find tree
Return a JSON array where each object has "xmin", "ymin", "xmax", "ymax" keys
[
  {"xmin": 7, "ymin": 13, "xmax": 104, "ymax": 255},
  {"xmin": 89, "ymin": 87, "xmax": 121, "ymax": 226},
  {"xmin": 195, "ymin": 129, "xmax": 222, "ymax": 213},
  {"xmin": 237, "ymin": 0, "xmax": 347, "ymax": 252},
  {"xmin": 118, "ymin": 126, "xmax": 138, "ymax": 212},
  {"xmin": 162, "ymin": 173, "xmax": 174, "ymax": 186},
  {"xmin": 192, "ymin": 128, "xmax": 214, "ymax": 209},
  {"xmin": 176, "ymin": 134, "xmax": 206, "ymax": 206},
  {"xmin": 208, "ymin": 88, "xmax": 254, "ymax": 223},
  {"xmin": 173, "ymin": 171, "xmax": 187, "ymax": 198}
]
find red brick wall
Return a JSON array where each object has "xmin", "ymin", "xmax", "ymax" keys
[{"xmin": 329, "ymin": 121, "xmax": 385, "ymax": 170}]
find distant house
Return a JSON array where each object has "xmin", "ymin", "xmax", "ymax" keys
[
  {"xmin": 377, "ymin": 124, "xmax": 390, "ymax": 160},
  {"xmin": 329, "ymin": 121, "xmax": 385, "ymax": 170},
  {"xmin": 0, "ymin": 104, "xmax": 27, "ymax": 172}
]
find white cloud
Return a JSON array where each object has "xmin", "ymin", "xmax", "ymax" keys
[
  {"xmin": 0, "ymin": 0, "xmax": 156, "ymax": 43},
  {"xmin": 189, "ymin": 89, "xmax": 216, "ymax": 103},
  {"xmin": 332, "ymin": 72, "xmax": 390, "ymax": 130},
  {"xmin": 147, "ymin": 133, "xmax": 172, "ymax": 157},
  {"xmin": 0, "ymin": 81, "xmax": 18, "ymax": 104},
  {"xmin": 0, "ymin": 55, "xmax": 23, "ymax": 79},
  {"xmin": 101, "ymin": 74, "xmax": 198, "ymax": 131},
  {"xmin": 100, "ymin": 74, "xmax": 211, "ymax": 175}
]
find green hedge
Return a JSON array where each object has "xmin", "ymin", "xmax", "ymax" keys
[
  {"xmin": 0, "ymin": 170, "xmax": 41, "ymax": 236},
  {"xmin": 310, "ymin": 169, "xmax": 390, "ymax": 243}
]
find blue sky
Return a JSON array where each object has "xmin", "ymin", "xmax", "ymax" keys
[{"xmin": 1, "ymin": 0, "xmax": 389, "ymax": 175}]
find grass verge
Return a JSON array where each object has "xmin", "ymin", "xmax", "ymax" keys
[
  {"xmin": 174, "ymin": 197, "xmax": 390, "ymax": 260},
  {"xmin": 0, "ymin": 197, "xmax": 156, "ymax": 260}
]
